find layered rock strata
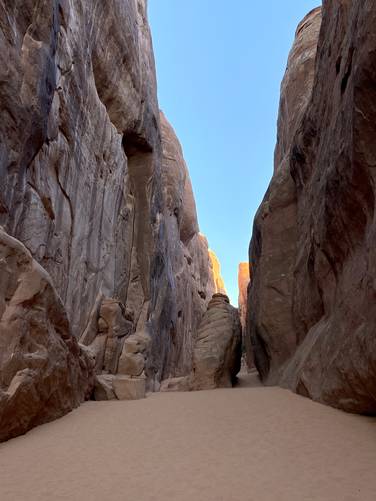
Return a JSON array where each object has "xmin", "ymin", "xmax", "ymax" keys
[
  {"xmin": 248, "ymin": 3, "xmax": 376, "ymax": 413},
  {"xmin": 192, "ymin": 294, "xmax": 241, "ymax": 390}
]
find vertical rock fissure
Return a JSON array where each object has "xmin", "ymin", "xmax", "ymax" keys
[{"xmin": 123, "ymin": 132, "xmax": 153, "ymax": 328}]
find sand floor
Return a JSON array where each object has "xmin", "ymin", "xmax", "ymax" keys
[{"xmin": 1, "ymin": 373, "xmax": 376, "ymax": 501}]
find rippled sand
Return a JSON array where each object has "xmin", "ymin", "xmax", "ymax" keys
[{"xmin": 1, "ymin": 373, "xmax": 375, "ymax": 501}]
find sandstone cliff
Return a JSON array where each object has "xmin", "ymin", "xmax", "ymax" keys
[
  {"xmin": 0, "ymin": 0, "xmax": 220, "ymax": 438},
  {"xmin": 248, "ymin": 3, "xmax": 376, "ymax": 413},
  {"xmin": 208, "ymin": 249, "xmax": 226, "ymax": 295},
  {"xmin": 238, "ymin": 262, "xmax": 253, "ymax": 368},
  {"xmin": 159, "ymin": 112, "xmax": 216, "ymax": 378},
  {"xmin": 238, "ymin": 262, "xmax": 250, "ymax": 331}
]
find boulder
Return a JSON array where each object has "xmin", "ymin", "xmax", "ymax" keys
[
  {"xmin": 123, "ymin": 332, "xmax": 151, "ymax": 355},
  {"xmin": 192, "ymin": 294, "xmax": 242, "ymax": 390},
  {"xmin": 94, "ymin": 375, "xmax": 117, "ymax": 401},
  {"xmin": 112, "ymin": 376, "xmax": 146, "ymax": 401},
  {"xmin": 0, "ymin": 229, "xmax": 94, "ymax": 442},
  {"xmin": 118, "ymin": 353, "xmax": 145, "ymax": 377},
  {"xmin": 160, "ymin": 376, "xmax": 192, "ymax": 392}
]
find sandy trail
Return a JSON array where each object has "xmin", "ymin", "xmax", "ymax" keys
[{"xmin": 1, "ymin": 373, "xmax": 375, "ymax": 501}]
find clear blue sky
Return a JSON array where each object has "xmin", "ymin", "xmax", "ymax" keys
[{"xmin": 149, "ymin": 1, "xmax": 320, "ymax": 305}]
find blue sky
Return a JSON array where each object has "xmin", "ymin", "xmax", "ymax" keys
[{"xmin": 149, "ymin": 1, "xmax": 320, "ymax": 305}]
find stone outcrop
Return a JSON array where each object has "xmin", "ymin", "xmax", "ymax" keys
[
  {"xmin": 161, "ymin": 294, "xmax": 242, "ymax": 391},
  {"xmin": 248, "ymin": 3, "xmax": 376, "ymax": 413},
  {"xmin": 191, "ymin": 294, "xmax": 242, "ymax": 390},
  {"xmin": 0, "ymin": 228, "xmax": 94, "ymax": 442},
  {"xmin": 208, "ymin": 250, "xmax": 226, "ymax": 294},
  {"xmin": 84, "ymin": 112, "xmax": 221, "ymax": 392}
]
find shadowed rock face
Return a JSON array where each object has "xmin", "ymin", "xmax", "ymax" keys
[
  {"xmin": 0, "ymin": 1, "xmax": 219, "ymax": 391},
  {"xmin": 248, "ymin": 2, "xmax": 376, "ymax": 413},
  {"xmin": 0, "ymin": 0, "xmax": 160, "ymax": 340},
  {"xmin": 192, "ymin": 294, "xmax": 242, "ymax": 390},
  {"xmin": 0, "ymin": 229, "xmax": 94, "ymax": 442},
  {"xmin": 248, "ymin": 7, "xmax": 322, "ymax": 382},
  {"xmin": 161, "ymin": 293, "xmax": 242, "ymax": 392},
  {"xmin": 0, "ymin": 1, "xmax": 222, "ymax": 429}
]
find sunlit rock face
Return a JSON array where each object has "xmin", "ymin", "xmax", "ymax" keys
[
  {"xmin": 248, "ymin": 7, "xmax": 322, "ymax": 383},
  {"xmin": 208, "ymin": 249, "xmax": 226, "ymax": 295},
  {"xmin": 238, "ymin": 262, "xmax": 250, "ymax": 331},
  {"xmin": 248, "ymin": 2, "xmax": 376, "ymax": 413},
  {"xmin": 238, "ymin": 262, "xmax": 253, "ymax": 368}
]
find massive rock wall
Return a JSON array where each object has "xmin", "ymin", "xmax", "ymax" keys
[
  {"xmin": 0, "ymin": 0, "xmax": 221, "ymax": 434},
  {"xmin": 0, "ymin": 0, "xmax": 160, "ymax": 340},
  {"xmin": 248, "ymin": 7, "xmax": 321, "ymax": 382},
  {"xmin": 248, "ymin": 2, "xmax": 376, "ymax": 413},
  {"xmin": 160, "ymin": 112, "xmax": 216, "ymax": 378}
]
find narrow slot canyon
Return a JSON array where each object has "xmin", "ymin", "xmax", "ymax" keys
[{"xmin": 1, "ymin": 2, "xmax": 376, "ymax": 500}]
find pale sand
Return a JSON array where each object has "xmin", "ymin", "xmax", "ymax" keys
[{"xmin": 1, "ymin": 374, "xmax": 376, "ymax": 501}]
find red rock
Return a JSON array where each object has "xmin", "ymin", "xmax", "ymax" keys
[
  {"xmin": 208, "ymin": 249, "xmax": 226, "ymax": 294},
  {"xmin": 0, "ymin": 229, "xmax": 94, "ymax": 442},
  {"xmin": 248, "ymin": 7, "xmax": 322, "ymax": 382},
  {"xmin": 248, "ymin": 3, "xmax": 376, "ymax": 413},
  {"xmin": 192, "ymin": 294, "xmax": 242, "ymax": 390},
  {"xmin": 238, "ymin": 262, "xmax": 250, "ymax": 330},
  {"xmin": 0, "ymin": 0, "xmax": 219, "ymax": 413}
]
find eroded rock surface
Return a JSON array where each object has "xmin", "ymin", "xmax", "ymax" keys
[
  {"xmin": 208, "ymin": 250, "xmax": 226, "ymax": 294},
  {"xmin": 238, "ymin": 262, "xmax": 253, "ymax": 369},
  {"xmin": 248, "ymin": 3, "xmax": 376, "ymax": 413},
  {"xmin": 0, "ymin": 229, "xmax": 94, "ymax": 442},
  {"xmin": 191, "ymin": 294, "xmax": 242, "ymax": 390},
  {"xmin": 159, "ymin": 112, "xmax": 216, "ymax": 378},
  {"xmin": 0, "ymin": 0, "xmax": 223, "ymax": 432},
  {"xmin": 248, "ymin": 7, "xmax": 322, "ymax": 382}
]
